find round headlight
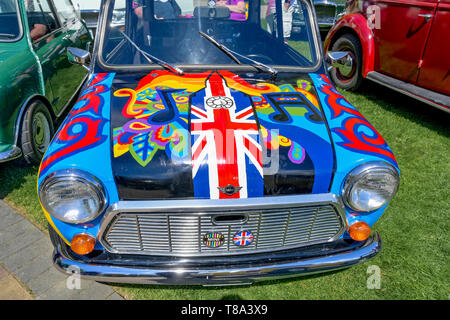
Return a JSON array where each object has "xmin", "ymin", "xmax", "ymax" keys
[
  {"xmin": 342, "ymin": 162, "xmax": 399, "ymax": 212},
  {"xmin": 39, "ymin": 169, "xmax": 106, "ymax": 224}
]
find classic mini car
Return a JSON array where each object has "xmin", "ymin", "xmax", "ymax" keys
[
  {"xmin": 38, "ymin": 0, "xmax": 400, "ymax": 285},
  {"xmin": 324, "ymin": 0, "xmax": 450, "ymax": 112},
  {"xmin": 0, "ymin": 0, "xmax": 91, "ymax": 164}
]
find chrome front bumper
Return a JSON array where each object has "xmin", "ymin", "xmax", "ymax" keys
[
  {"xmin": 53, "ymin": 233, "xmax": 381, "ymax": 286},
  {"xmin": 0, "ymin": 145, "xmax": 22, "ymax": 163}
]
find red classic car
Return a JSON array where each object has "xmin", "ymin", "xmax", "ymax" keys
[{"xmin": 324, "ymin": 0, "xmax": 450, "ymax": 112}]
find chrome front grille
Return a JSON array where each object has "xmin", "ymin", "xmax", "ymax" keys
[{"xmin": 101, "ymin": 203, "xmax": 345, "ymax": 257}]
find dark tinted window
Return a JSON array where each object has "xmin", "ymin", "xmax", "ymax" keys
[{"xmin": 0, "ymin": 0, "xmax": 21, "ymax": 41}]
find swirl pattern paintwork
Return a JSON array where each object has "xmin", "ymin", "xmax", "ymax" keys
[
  {"xmin": 311, "ymin": 74, "xmax": 397, "ymax": 167},
  {"xmin": 39, "ymin": 73, "xmax": 116, "ymax": 176}
]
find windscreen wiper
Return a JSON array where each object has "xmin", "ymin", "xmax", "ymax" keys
[
  {"xmin": 199, "ymin": 31, "xmax": 278, "ymax": 79},
  {"xmin": 117, "ymin": 28, "xmax": 184, "ymax": 76}
]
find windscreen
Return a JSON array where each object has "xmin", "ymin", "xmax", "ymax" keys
[{"xmin": 101, "ymin": 0, "xmax": 319, "ymax": 68}]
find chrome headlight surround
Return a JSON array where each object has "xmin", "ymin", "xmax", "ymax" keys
[
  {"xmin": 39, "ymin": 169, "xmax": 107, "ymax": 224},
  {"xmin": 342, "ymin": 161, "xmax": 400, "ymax": 212}
]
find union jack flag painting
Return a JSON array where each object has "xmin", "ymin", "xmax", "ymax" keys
[
  {"xmin": 233, "ymin": 230, "xmax": 254, "ymax": 247},
  {"xmin": 190, "ymin": 72, "xmax": 263, "ymax": 199}
]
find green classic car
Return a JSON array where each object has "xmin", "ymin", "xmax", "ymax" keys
[{"xmin": 0, "ymin": 0, "xmax": 91, "ymax": 164}]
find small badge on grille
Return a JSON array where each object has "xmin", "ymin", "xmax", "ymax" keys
[
  {"xmin": 218, "ymin": 184, "xmax": 242, "ymax": 196},
  {"xmin": 203, "ymin": 232, "xmax": 225, "ymax": 248},
  {"xmin": 233, "ymin": 230, "xmax": 254, "ymax": 247}
]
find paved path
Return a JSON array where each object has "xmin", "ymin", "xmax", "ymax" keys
[
  {"xmin": 0, "ymin": 200, "xmax": 124, "ymax": 300},
  {"xmin": 0, "ymin": 264, "xmax": 33, "ymax": 300}
]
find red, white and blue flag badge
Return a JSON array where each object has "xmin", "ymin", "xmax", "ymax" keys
[
  {"xmin": 190, "ymin": 72, "xmax": 263, "ymax": 199},
  {"xmin": 233, "ymin": 230, "xmax": 254, "ymax": 247}
]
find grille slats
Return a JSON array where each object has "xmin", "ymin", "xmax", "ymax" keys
[{"xmin": 103, "ymin": 204, "xmax": 344, "ymax": 257}]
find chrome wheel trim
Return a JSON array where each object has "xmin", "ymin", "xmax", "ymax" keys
[
  {"xmin": 337, "ymin": 51, "xmax": 355, "ymax": 77},
  {"xmin": 32, "ymin": 111, "xmax": 51, "ymax": 153},
  {"xmin": 334, "ymin": 46, "xmax": 357, "ymax": 82}
]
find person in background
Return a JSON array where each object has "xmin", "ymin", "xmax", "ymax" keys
[
  {"xmin": 133, "ymin": 0, "xmax": 181, "ymax": 20},
  {"xmin": 132, "ymin": 0, "xmax": 144, "ymax": 18},
  {"xmin": 25, "ymin": 0, "xmax": 48, "ymax": 39},
  {"xmin": 215, "ymin": 0, "xmax": 246, "ymax": 21},
  {"xmin": 265, "ymin": 0, "xmax": 276, "ymax": 34},
  {"xmin": 154, "ymin": 0, "xmax": 181, "ymax": 19},
  {"xmin": 29, "ymin": 23, "xmax": 47, "ymax": 39},
  {"xmin": 282, "ymin": 0, "xmax": 296, "ymax": 43},
  {"xmin": 265, "ymin": 0, "xmax": 295, "ymax": 43}
]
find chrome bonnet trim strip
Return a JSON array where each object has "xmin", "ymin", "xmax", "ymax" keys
[{"xmin": 108, "ymin": 193, "xmax": 344, "ymax": 213}]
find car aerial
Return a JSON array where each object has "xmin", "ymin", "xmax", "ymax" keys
[
  {"xmin": 324, "ymin": 0, "xmax": 450, "ymax": 112},
  {"xmin": 0, "ymin": 0, "xmax": 92, "ymax": 164},
  {"xmin": 37, "ymin": 0, "xmax": 400, "ymax": 285}
]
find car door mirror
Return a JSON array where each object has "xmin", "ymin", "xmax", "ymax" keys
[
  {"xmin": 326, "ymin": 51, "xmax": 353, "ymax": 76},
  {"xmin": 68, "ymin": 47, "xmax": 91, "ymax": 69}
]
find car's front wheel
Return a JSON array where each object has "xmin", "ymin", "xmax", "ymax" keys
[
  {"xmin": 20, "ymin": 101, "xmax": 54, "ymax": 165},
  {"xmin": 329, "ymin": 33, "xmax": 363, "ymax": 91}
]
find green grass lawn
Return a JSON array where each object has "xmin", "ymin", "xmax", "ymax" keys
[{"xmin": 0, "ymin": 81, "xmax": 448, "ymax": 299}]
